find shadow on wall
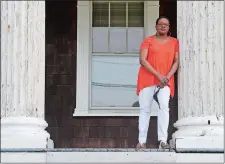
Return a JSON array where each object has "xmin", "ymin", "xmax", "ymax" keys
[{"xmin": 132, "ymin": 101, "xmax": 140, "ymax": 107}]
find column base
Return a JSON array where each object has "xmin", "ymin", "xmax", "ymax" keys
[
  {"xmin": 48, "ymin": 139, "xmax": 54, "ymax": 148},
  {"xmin": 171, "ymin": 116, "xmax": 224, "ymax": 151},
  {"xmin": 1, "ymin": 116, "xmax": 50, "ymax": 149}
]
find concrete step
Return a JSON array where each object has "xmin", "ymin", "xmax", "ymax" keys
[{"xmin": 1, "ymin": 148, "xmax": 224, "ymax": 163}]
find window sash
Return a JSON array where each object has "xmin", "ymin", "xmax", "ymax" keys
[
  {"xmin": 92, "ymin": 1, "xmax": 144, "ymax": 54},
  {"xmin": 92, "ymin": 1, "xmax": 144, "ymax": 28}
]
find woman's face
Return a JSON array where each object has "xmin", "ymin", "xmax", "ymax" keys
[{"xmin": 156, "ymin": 18, "xmax": 170, "ymax": 35}]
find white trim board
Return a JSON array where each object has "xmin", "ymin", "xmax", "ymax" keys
[{"xmin": 73, "ymin": 108, "xmax": 157, "ymax": 116}]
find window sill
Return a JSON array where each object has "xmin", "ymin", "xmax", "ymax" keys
[{"xmin": 73, "ymin": 108, "xmax": 157, "ymax": 116}]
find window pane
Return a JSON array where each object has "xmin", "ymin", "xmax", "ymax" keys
[
  {"xmin": 109, "ymin": 27, "xmax": 127, "ymax": 53},
  {"xmin": 91, "ymin": 56, "xmax": 139, "ymax": 107},
  {"xmin": 93, "ymin": 2, "xmax": 109, "ymax": 27},
  {"xmin": 92, "ymin": 27, "xmax": 109, "ymax": 53},
  {"xmin": 127, "ymin": 27, "xmax": 144, "ymax": 53},
  {"xmin": 128, "ymin": 2, "xmax": 144, "ymax": 27},
  {"xmin": 110, "ymin": 2, "xmax": 126, "ymax": 27}
]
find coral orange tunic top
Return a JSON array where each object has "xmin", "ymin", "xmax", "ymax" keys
[{"xmin": 136, "ymin": 35, "xmax": 179, "ymax": 98}]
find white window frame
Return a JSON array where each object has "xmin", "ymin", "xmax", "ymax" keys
[{"xmin": 74, "ymin": 1, "xmax": 159, "ymax": 116}]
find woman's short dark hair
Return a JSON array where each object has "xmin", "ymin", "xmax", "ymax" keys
[{"xmin": 156, "ymin": 16, "xmax": 170, "ymax": 25}]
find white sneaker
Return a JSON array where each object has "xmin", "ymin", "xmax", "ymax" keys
[{"xmin": 159, "ymin": 141, "xmax": 170, "ymax": 149}]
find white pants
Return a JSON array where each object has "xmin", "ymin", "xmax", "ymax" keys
[{"xmin": 138, "ymin": 85, "xmax": 170, "ymax": 144}]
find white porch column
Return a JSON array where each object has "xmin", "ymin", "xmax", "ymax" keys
[
  {"xmin": 172, "ymin": 1, "xmax": 224, "ymax": 151},
  {"xmin": 1, "ymin": 1, "xmax": 50, "ymax": 148}
]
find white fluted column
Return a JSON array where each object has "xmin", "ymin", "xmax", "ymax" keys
[
  {"xmin": 1, "ymin": 1, "xmax": 50, "ymax": 148},
  {"xmin": 172, "ymin": 1, "xmax": 224, "ymax": 151}
]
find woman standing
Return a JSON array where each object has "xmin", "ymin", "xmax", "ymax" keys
[{"xmin": 136, "ymin": 16, "xmax": 179, "ymax": 150}]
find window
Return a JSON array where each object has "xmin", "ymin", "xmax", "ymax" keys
[
  {"xmin": 74, "ymin": 1, "xmax": 159, "ymax": 116},
  {"xmin": 92, "ymin": 1, "xmax": 144, "ymax": 54},
  {"xmin": 91, "ymin": 1, "xmax": 144, "ymax": 108}
]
